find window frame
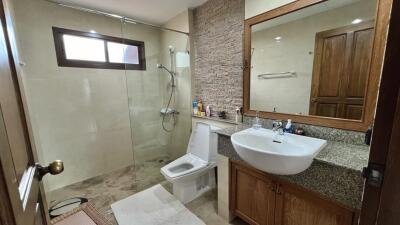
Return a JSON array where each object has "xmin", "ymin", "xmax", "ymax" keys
[{"xmin": 52, "ymin": 27, "xmax": 146, "ymax": 70}]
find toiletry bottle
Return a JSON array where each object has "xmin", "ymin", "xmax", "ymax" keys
[
  {"xmin": 197, "ymin": 98, "xmax": 203, "ymax": 116},
  {"xmin": 206, "ymin": 105, "xmax": 211, "ymax": 117},
  {"xmin": 235, "ymin": 107, "xmax": 240, "ymax": 124},
  {"xmin": 284, "ymin": 119, "xmax": 294, "ymax": 133},
  {"xmin": 193, "ymin": 97, "xmax": 198, "ymax": 115}
]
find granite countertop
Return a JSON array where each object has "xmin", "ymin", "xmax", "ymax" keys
[
  {"xmin": 214, "ymin": 124, "xmax": 369, "ymax": 172},
  {"xmin": 192, "ymin": 115, "xmax": 239, "ymax": 125},
  {"xmin": 215, "ymin": 125, "xmax": 369, "ymax": 209}
]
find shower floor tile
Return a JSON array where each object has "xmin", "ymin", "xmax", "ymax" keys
[{"xmin": 47, "ymin": 156, "xmax": 246, "ymax": 225}]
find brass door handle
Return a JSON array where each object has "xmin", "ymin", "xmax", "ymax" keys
[{"xmin": 37, "ymin": 160, "xmax": 64, "ymax": 180}]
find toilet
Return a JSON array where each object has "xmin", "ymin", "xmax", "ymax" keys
[{"xmin": 161, "ymin": 122, "xmax": 221, "ymax": 203}]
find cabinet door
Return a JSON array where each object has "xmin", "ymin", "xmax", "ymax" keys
[
  {"xmin": 275, "ymin": 184, "xmax": 354, "ymax": 225},
  {"xmin": 231, "ymin": 162, "xmax": 276, "ymax": 225}
]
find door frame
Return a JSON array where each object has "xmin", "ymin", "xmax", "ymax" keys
[{"xmin": 359, "ymin": 0, "xmax": 400, "ymax": 224}]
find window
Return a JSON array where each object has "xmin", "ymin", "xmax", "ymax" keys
[{"xmin": 52, "ymin": 27, "xmax": 146, "ymax": 70}]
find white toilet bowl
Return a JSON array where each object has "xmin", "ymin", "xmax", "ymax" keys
[{"xmin": 161, "ymin": 122, "xmax": 221, "ymax": 203}]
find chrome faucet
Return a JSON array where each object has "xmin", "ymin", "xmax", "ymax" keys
[
  {"xmin": 272, "ymin": 120, "xmax": 284, "ymax": 135},
  {"xmin": 272, "ymin": 120, "xmax": 284, "ymax": 143}
]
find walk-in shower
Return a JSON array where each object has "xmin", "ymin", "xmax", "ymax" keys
[{"xmin": 13, "ymin": 0, "xmax": 192, "ymax": 216}]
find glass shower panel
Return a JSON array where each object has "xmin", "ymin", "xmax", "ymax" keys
[
  {"xmin": 12, "ymin": 0, "xmax": 135, "ymax": 209},
  {"xmin": 122, "ymin": 21, "xmax": 192, "ymax": 190}
]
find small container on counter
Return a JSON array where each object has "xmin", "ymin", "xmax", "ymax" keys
[{"xmin": 295, "ymin": 127, "xmax": 305, "ymax": 135}]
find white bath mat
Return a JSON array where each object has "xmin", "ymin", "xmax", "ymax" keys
[{"xmin": 111, "ymin": 184, "xmax": 205, "ymax": 225}]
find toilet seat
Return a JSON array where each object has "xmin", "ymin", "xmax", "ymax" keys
[{"xmin": 161, "ymin": 153, "xmax": 212, "ymax": 182}]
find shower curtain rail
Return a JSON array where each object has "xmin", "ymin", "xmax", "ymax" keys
[{"xmin": 43, "ymin": 0, "xmax": 190, "ymax": 35}]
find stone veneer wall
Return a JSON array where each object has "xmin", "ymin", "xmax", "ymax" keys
[{"xmin": 192, "ymin": 0, "xmax": 245, "ymax": 119}]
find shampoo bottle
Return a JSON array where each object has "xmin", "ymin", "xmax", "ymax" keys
[
  {"xmin": 235, "ymin": 107, "xmax": 240, "ymax": 123},
  {"xmin": 198, "ymin": 98, "xmax": 203, "ymax": 116},
  {"xmin": 193, "ymin": 97, "xmax": 198, "ymax": 115},
  {"xmin": 284, "ymin": 119, "xmax": 294, "ymax": 133},
  {"xmin": 206, "ymin": 105, "xmax": 211, "ymax": 117}
]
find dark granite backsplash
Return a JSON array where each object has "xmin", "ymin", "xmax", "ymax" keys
[{"xmin": 243, "ymin": 116, "xmax": 366, "ymax": 145}]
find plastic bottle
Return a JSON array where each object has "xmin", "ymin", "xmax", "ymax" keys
[
  {"xmin": 235, "ymin": 107, "xmax": 240, "ymax": 124},
  {"xmin": 284, "ymin": 119, "xmax": 294, "ymax": 133},
  {"xmin": 197, "ymin": 98, "xmax": 203, "ymax": 116},
  {"xmin": 206, "ymin": 105, "xmax": 211, "ymax": 117},
  {"xmin": 193, "ymin": 97, "xmax": 198, "ymax": 115}
]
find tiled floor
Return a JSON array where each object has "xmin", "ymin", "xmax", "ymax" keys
[{"xmin": 47, "ymin": 157, "xmax": 246, "ymax": 225}]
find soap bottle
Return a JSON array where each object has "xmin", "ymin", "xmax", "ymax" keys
[
  {"xmin": 197, "ymin": 98, "xmax": 203, "ymax": 116},
  {"xmin": 193, "ymin": 97, "xmax": 198, "ymax": 115},
  {"xmin": 206, "ymin": 105, "xmax": 211, "ymax": 117},
  {"xmin": 235, "ymin": 107, "xmax": 240, "ymax": 124},
  {"xmin": 284, "ymin": 119, "xmax": 294, "ymax": 133}
]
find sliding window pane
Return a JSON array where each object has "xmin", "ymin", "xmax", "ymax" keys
[
  {"xmin": 107, "ymin": 42, "xmax": 139, "ymax": 64},
  {"xmin": 63, "ymin": 34, "xmax": 106, "ymax": 62}
]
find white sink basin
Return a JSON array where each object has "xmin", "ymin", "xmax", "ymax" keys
[{"xmin": 231, "ymin": 128, "xmax": 327, "ymax": 175}]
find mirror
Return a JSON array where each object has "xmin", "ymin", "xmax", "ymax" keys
[{"xmin": 248, "ymin": 0, "xmax": 377, "ymax": 121}]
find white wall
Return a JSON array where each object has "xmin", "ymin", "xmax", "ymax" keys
[
  {"xmin": 250, "ymin": 0, "xmax": 376, "ymax": 114},
  {"xmin": 245, "ymin": 0, "xmax": 295, "ymax": 19}
]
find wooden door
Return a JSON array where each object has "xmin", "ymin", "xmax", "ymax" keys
[
  {"xmin": 0, "ymin": 1, "xmax": 63, "ymax": 225},
  {"xmin": 359, "ymin": 0, "xmax": 400, "ymax": 224},
  {"xmin": 275, "ymin": 184, "xmax": 354, "ymax": 225},
  {"xmin": 231, "ymin": 162, "xmax": 276, "ymax": 225},
  {"xmin": 310, "ymin": 21, "xmax": 374, "ymax": 120}
]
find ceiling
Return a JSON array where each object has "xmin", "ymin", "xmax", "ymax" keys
[{"xmin": 53, "ymin": 0, "xmax": 208, "ymax": 25}]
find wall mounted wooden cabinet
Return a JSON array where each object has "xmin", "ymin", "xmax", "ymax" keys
[{"xmin": 230, "ymin": 161, "xmax": 356, "ymax": 225}]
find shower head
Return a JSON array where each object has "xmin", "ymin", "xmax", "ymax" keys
[
  {"xmin": 157, "ymin": 64, "xmax": 174, "ymax": 75},
  {"xmin": 168, "ymin": 45, "xmax": 174, "ymax": 54}
]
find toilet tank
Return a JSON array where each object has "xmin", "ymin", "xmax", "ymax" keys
[{"xmin": 187, "ymin": 123, "xmax": 221, "ymax": 163}]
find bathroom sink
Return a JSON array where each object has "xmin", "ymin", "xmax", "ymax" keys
[{"xmin": 231, "ymin": 128, "xmax": 327, "ymax": 175}]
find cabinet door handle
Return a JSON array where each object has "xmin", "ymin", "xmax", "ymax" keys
[{"xmin": 276, "ymin": 185, "xmax": 283, "ymax": 195}]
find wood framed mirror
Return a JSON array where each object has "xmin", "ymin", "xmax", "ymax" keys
[{"xmin": 243, "ymin": 0, "xmax": 390, "ymax": 131}]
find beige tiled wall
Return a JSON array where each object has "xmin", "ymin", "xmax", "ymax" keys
[
  {"xmin": 160, "ymin": 11, "xmax": 192, "ymax": 160},
  {"xmin": 12, "ymin": 0, "xmax": 136, "ymax": 192},
  {"xmin": 11, "ymin": 0, "xmax": 191, "ymax": 192},
  {"xmin": 11, "ymin": 0, "xmax": 193, "ymax": 192}
]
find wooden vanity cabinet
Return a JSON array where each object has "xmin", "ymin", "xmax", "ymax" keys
[{"xmin": 230, "ymin": 161, "xmax": 356, "ymax": 225}]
